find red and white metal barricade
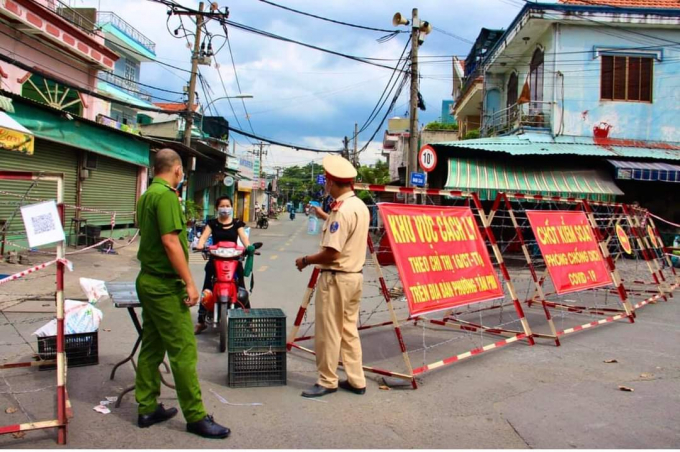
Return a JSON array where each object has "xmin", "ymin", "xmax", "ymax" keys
[{"xmin": 0, "ymin": 171, "xmax": 69, "ymax": 444}]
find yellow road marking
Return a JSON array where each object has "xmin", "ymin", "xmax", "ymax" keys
[
  {"xmin": 270, "ymin": 255, "xmax": 278, "ymax": 260},
  {"xmin": 257, "ymin": 265, "xmax": 268, "ymax": 272},
  {"xmin": 279, "ymin": 247, "xmax": 285, "ymax": 252}
]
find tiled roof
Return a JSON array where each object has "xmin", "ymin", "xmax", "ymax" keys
[
  {"xmin": 153, "ymin": 102, "xmax": 200, "ymax": 112},
  {"xmin": 560, "ymin": 0, "xmax": 680, "ymax": 8}
]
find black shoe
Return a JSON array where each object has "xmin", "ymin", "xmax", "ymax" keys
[
  {"xmin": 339, "ymin": 380, "xmax": 366, "ymax": 395},
  {"xmin": 137, "ymin": 403, "xmax": 178, "ymax": 428},
  {"xmin": 301, "ymin": 384, "xmax": 337, "ymax": 398},
  {"xmin": 187, "ymin": 415, "xmax": 231, "ymax": 439}
]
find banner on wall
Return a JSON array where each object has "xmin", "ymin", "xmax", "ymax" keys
[
  {"xmin": 378, "ymin": 204, "xmax": 503, "ymax": 316},
  {"xmin": 526, "ymin": 210, "xmax": 612, "ymax": 295}
]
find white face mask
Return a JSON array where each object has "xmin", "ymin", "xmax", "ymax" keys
[{"xmin": 218, "ymin": 207, "xmax": 233, "ymax": 218}]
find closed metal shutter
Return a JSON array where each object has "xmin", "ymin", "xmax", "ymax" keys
[
  {"xmin": 81, "ymin": 154, "xmax": 138, "ymax": 226},
  {"xmin": 0, "ymin": 140, "xmax": 78, "ymax": 237}
]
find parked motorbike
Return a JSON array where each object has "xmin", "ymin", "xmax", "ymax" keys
[
  {"xmin": 289, "ymin": 210, "xmax": 296, "ymax": 220},
  {"xmin": 197, "ymin": 241, "xmax": 263, "ymax": 352}
]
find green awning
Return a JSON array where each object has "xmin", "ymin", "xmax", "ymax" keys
[
  {"xmin": 444, "ymin": 157, "xmax": 624, "ymax": 201},
  {"xmin": 9, "ymin": 98, "xmax": 149, "ymax": 167},
  {"xmin": 97, "ymin": 81, "xmax": 157, "ymax": 110}
]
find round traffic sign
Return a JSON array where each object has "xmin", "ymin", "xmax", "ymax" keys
[
  {"xmin": 223, "ymin": 176, "xmax": 235, "ymax": 187},
  {"xmin": 418, "ymin": 145, "xmax": 437, "ymax": 172}
]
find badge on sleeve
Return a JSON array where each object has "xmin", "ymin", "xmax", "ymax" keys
[{"xmin": 330, "ymin": 221, "xmax": 339, "ymax": 233}]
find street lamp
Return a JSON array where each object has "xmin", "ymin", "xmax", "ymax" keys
[{"xmin": 203, "ymin": 94, "xmax": 254, "ymax": 114}]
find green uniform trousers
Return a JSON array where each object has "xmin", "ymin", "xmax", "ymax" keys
[{"xmin": 135, "ymin": 271, "xmax": 207, "ymax": 423}]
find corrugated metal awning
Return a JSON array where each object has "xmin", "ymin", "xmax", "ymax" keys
[
  {"xmin": 608, "ymin": 160, "xmax": 680, "ymax": 183},
  {"xmin": 445, "ymin": 157, "xmax": 623, "ymax": 201},
  {"xmin": 431, "ymin": 134, "xmax": 680, "ymax": 161}
]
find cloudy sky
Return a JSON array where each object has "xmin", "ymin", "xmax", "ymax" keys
[{"xmin": 74, "ymin": 0, "xmax": 522, "ymax": 172}]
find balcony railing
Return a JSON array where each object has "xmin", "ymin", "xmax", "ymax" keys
[
  {"xmin": 481, "ymin": 101, "xmax": 553, "ymax": 137},
  {"xmin": 45, "ymin": 0, "xmax": 100, "ymax": 35},
  {"xmin": 97, "ymin": 11, "xmax": 156, "ymax": 54},
  {"xmin": 99, "ymin": 71, "xmax": 152, "ymax": 102}
]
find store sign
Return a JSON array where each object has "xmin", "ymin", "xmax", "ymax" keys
[
  {"xmin": 239, "ymin": 180, "xmax": 253, "ymax": 191},
  {"xmin": 378, "ymin": 204, "xmax": 503, "ymax": 316},
  {"xmin": 227, "ymin": 156, "xmax": 239, "ymax": 171},
  {"xmin": 253, "ymin": 159, "xmax": 260, "ymax": 186},
  {"xmin": 0, "ymin": 112, "xmax": 34, "ymax": 154},
  {"xmin": 238, "ymin": 156, "xmax": 254, "ymax": 180},
  {"xmin": 526, "ymin": 211, "xmax": 612, "ymax": 295}
]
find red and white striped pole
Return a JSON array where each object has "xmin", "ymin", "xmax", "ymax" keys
[
  {"xmin": 287, "ymin": 267, "xmax": 320, "ymax": 351},
  {"xmin": 56, "ymin": 176, "xmax": 67, "ymax": 445},
  {"xmin": 500, "ymin": 194, "xmax": 560, "ymax": 346},
  {"xmin": 366, "ymin": 235, "xmax": 417, "ymax": 389},
  {"xmin": 581, "ymin": 201, "xmax": 634, "ymax": 322},
  {"xmin": 471, "ymin": 193, "xmax": 535, "ymax": 345}
]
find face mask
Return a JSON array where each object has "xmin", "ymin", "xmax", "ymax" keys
[
  {"xmin": 218, "ymin": 207, "xmax": 233, "ymax": 217},
  {"xmin": 176, "ymin": 176, "xmax": 185, "ymax": 191}
]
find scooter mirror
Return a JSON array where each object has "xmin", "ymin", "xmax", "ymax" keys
[{"xmin": 253, "ymin": 242, "xmax": 263, "ymax": 249}]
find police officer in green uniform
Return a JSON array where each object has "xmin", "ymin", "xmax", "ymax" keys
[{"xmin": 135, "ymin": 148, "xmax": 229, "ymax": 439}]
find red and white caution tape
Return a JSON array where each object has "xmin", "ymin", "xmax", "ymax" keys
[
  {"xmin": 0, "ymin": 190, "xmax": 135, "ymax": 215},
  {"xmin": 648, "ymin": 212, "xmax": 680, "ymax": 229},
  {"xmin": 0, "ymin": 259, "xmax": 72, "ymax": 286}
]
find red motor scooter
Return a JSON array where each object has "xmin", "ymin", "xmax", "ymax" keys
[{"xmin": 198, "ymin": 241, "xmax": 262, "ymax": 352}]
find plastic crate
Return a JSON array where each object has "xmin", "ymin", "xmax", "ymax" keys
[
  {"xmin": 227, "ymin": 308, "xmax": 286, "ymax": 352},
  {"xmin": 227, "ymin": 349, "xmax": 286, "ymax": 388},
  {"xmin": 37, "ymin": 331, "xmax": 99, "ymax": 370}
]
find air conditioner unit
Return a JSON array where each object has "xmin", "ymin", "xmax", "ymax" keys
[{"xmin": 83, "ymin": 152, "xmax": 98, "ymax": 170}]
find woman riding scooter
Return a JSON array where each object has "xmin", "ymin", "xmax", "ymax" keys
[{"xmin": 193, "ymin": 196, "xmax": 253, "ymax": 334}]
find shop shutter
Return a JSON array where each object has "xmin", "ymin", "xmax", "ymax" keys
[
  {"xmin": 80, "ymin": 154, "xmax": 138, "ymax": 226},
  {"xmin": 0, "ymin": 140, "xmax": 78, "ymax": 237}
]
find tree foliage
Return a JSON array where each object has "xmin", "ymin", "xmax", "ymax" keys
[
  {"xmin": 424, "ymin": 120, "xmax": 458, "ymax": 131},
  {"xmin": 276, "ymin": 160, "xmax": 390, "ymax": 205}
]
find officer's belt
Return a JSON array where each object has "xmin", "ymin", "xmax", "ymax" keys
[
  {"xmin": 141, "ymin": 269, "xmax": 181, "ymax": 280},
  {"xmin": 319, "ymin": 269, "xmax": 363, "ymax": 275}
]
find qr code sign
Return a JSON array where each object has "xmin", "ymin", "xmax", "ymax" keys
[{"xmin": 31, "ymin": 213, "xmax": 56, "ymax": 235}]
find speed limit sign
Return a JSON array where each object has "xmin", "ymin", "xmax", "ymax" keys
[{"xmin": 418, "ymin": 145, "xmax": 437, "ymax": 172}]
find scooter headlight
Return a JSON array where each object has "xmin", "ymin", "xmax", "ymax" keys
[{"xmin": 210, "ymin": 248, "xmax": 244, "ymax": 258}]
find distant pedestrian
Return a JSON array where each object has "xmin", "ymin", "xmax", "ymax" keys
[
  {"xmin": 135, "ymin": 148, "xmax": 230, "ymax": 438},
  {"xmin": 295, "ymin": 155, "xmax": 369, "ymax": 398}
]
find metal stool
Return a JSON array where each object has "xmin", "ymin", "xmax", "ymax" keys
[{"xmin": 68, "ymin": 218, "xmax": 87, "ymax": 248}]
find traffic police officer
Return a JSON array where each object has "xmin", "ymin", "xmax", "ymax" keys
[
  {"xmin": 135, "ymin": 148, "xmax": 229, "ymax": 438},
  {"xmin": 295, "ymin": 155, "xmax": 370, "ymax": 397}
]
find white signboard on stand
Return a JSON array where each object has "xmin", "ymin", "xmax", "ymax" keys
[{"xmin": 20, "ymin": 201, "xmax": 65, "ymax": 247}]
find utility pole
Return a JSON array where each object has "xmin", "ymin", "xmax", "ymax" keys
[
  {"xmin": 183, "ymin": 2, "xmax": 204, "ymax": 147},
  {"xmin": 353, "ymin": 122, "xmax": 359, "ymax": 167},
  {"xmin": 342, "ymin": 136, "xmax": 350, "ymax": 160},
  {"xmin": 407, "ymin": 7, "xmax": 420, "ymax": 188}
]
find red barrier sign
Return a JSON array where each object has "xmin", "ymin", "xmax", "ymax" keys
[
  {"xmin": 526, "ymin": 211, "xmax": 612, "ymax": 294},
  {"xmin": 378, "ymin": 204, "xmax": 503, "ymax": 316}
]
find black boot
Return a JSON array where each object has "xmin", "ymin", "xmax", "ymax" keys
[
  {"xmin": 187, "ymin": 415, "xmax": 230, "ymax": 439},
  {"xmin": 138, "ymin": 403, "xmax": 178, "ymax": 428}
]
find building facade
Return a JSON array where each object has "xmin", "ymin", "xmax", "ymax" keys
[
  {"xmin": 427, "ymin": 1, "xmax": 680, "ymax": 225},
  {"xmin": 0, "ymin": 1, "xmax": 155, "ymax": 249}
]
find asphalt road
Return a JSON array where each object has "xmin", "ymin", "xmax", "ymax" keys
[{"xmin": 1, "ymin": 215, "xmax": 679, "ymax": 448}]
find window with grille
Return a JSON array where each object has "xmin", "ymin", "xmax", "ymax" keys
[{"xmin": 601, "ymin": 55, "xmax": 653, "ymax": 102}]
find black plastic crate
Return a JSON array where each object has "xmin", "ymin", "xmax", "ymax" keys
[
  {"xmin": 228, "ymin": 308, "xmax": 286, "ymax": 352},
  {"xmin": 227, "ymin": 350, "xmax": 287, "ymax": 388},
  {"xmin": 37, "ymin": 331, "xmax": 99, "ymax": 370}
]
